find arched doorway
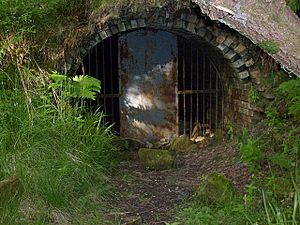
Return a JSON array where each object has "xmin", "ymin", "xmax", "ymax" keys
[{"xmin": 76, "ymin": 29, "xmax": 223, "ymax": 143}]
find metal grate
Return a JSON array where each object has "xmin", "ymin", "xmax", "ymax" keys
[
  {"xmin": 77, "ymin": 36, "xmax": 120, "ymax": 133},
  {"xmin": 177, "ymin": 37, "xmax": 223, "ymax": 138},
  {"xmin": 77, "ymin": 33, "xmax": 224, "ymax": 139}
]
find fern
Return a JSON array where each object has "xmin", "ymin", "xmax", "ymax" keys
[{"xmin": 49, "ymin": 71, "xmax": 101, "ymax": 100}]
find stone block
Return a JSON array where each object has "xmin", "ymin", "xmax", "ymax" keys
[
  {"xmin": 187, "ymin": 22, "xmax": 196, "ymax": 33},
  {"xmin": 137, "ymin": 18, "xmax": 146, "ymax": 27},
  {"xmin": 237, "ymin": 70, "xmax": 250, "ymax": 80},
  {"xmin": 118, "ymin": 22, "xmax": 126, "ymax": 32},
  {"xmin": 224, "ymin": 50, "xmax": 237, "ymax": 59},
  {"xmin": 204, "ymin": 32, "xmax": 213, "ymax": 42},
  {"xmin": 131, "ymin": 20, "xmax": 138, "ymax": 29},
  {"xmin": 216, "ymin": 34, "xmax": 226, "ymax": 44},
  {"xmin": 234, "ymin": 43, "xmax": 246, "ymax": 54},
  {"xmin": 223, "ymin": 36, "xmax": 235, "ymax": 47},
  {"xmin": 232, "ymin": 59, "xmax": 245, "ymax": 68},
  {"xmin": 245, "ymin": 58, "xmax": 255, "ymax": 67},
  {"xmin": 110, "ymin": 25, "xmax": 119, "ymax": 35},
  {"xmin": 99, "ymin": 30, "xmax": 108, "ymax": 39},
  {"xmin": 216, "ymin": 44, "xmax": 227, "ymax": 51},
  {"xmin": 104, "ymin": 29, "xmax": 112, "ymax": 38},
  {"xmin": 197, "ymin": 28, "xmax": 207, "ymax": 37}
]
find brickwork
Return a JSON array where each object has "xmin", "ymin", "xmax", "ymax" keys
[{"xmin": 64, "ymin": 5, "xmax": 273, "ymax": 127}]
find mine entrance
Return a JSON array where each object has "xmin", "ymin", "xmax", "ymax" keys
[
  {"xmin": 177, "ymin": 37, "xmax": 223, "ymax": 139},
  {"xmin": 77, "ymin": 29, "xmax": 223, "ymax": 142}
]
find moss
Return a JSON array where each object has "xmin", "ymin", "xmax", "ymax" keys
[
  {"xmin": 288, "ymin": 0, "xmax": 300, "ymax": 13},
  {"xmin": 195, "ymin": 172, "xmax": 235, "ymax": 205},
  {"xmin": 138, "ymin": 148, "xmax": 175, "ymax": 170},
  {"xmin": 258, "ymin": 40, "xmax": 280, "ymax": 55},
  {"xmin": 0, "ymin": 175, "xmax": 23, "ymax": 206},
  {"xmin": 169, "ymin": 135, "xmax": 198, "ymax": 153}
]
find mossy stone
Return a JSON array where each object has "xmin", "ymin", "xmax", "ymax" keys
[
  {"xmin": 196, "ymin": 172, "xmax": 235, "ymax": 205},
  {"xmin": 169, "ymin": 135, "xmax": 198, "ymax": 153},
  {"xmin": 138, "ymin": 148, "xmax": 174, "ymax": 170},
  {"xmin": 0, "ymin": 175, "xmax": 23, "ymax": 206}
]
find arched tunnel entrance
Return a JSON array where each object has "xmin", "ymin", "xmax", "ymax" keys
[{"xmin": 77, "ymin": 29, "xmax": 224, "ymax": 143}]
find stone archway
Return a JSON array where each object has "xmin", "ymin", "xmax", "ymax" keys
[{"xmin": 64, "ymin": 3, "xmax": 267, "ymax": 140}]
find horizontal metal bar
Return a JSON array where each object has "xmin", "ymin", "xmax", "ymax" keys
[
  {"xmin": 177, "ymin": 89, "xmax": 221, "ymax": 94},
  {"xmin": 97, "ymin": 94, "xmax": 120, "ymax": 98}
]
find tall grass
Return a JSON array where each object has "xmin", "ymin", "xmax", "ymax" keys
[{"xmin": 0, "ymin": 68, "xmax": 118, "ymax": 224}]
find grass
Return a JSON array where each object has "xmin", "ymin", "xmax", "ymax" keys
[
  {"xmin": 258, "ymin": 40, "xmax": 280, "ymax": 54},
  {"xmin": 0, "ymin": 69, "xmax": 118, "ymax": 224}
]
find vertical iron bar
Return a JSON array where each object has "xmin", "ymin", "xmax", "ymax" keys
[
  {"xmin": 95, "ymin": 45, "xmax": 99, "ymax": 110},
  {"xmin": 215, "ymin": 70, "xmax": 219, "ymax": 129},
  {"xmin": 202, "ymin": 54, "xmax": 205, "ymax": 135},
  {"xmin": 209, "ymin": 63, "xmax": 212, "ymax": 135},
  {"xmin": 102, "ymin": 41, "xmax": 107, "ymax": 116},
  {"xmin": 183, "ymin": 40, "xmax": 186, "ymax": 135},
  {"xmin": 110, "ymin": 37, "xmax": 114, "ymax": 125},
  {"xmin": 196, "ymin": 48, "xmax": 199, "ymax": 137},
  {"xmin": 190, "ymin": 43, "xmax": 193, "ymax": 138}
]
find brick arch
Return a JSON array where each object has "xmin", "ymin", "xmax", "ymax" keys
[
  {"xmin": 65, "ymin": 9, "xmax": 257, "ymax": 80},
  {"xmin": 64, "ymin": 6, "xmax": 265, "ymax": 126}
]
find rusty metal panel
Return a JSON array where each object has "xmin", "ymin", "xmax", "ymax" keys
[{"xmin": 119, "ymin": 30, "xmax": 178, "ymax": 143}]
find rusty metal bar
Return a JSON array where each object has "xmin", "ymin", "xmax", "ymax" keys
[
  {"xmin": 196, "ymin": 49, "xmax": 199, "ymax": 137},
  {"xmin": 183, "ymin": 40, "xmax": 186, "ymax": 135},
  {"xmin": 190, "ymin": 42, "xmax": 193, "ymax": 137},
  {"xmin": 102, "ymin": 41, "xmax": 107, "ymax": 115},
  {"xmin": 215, "ymin": 64, "xmax": 219, "ymax": 129},
  {"xmin": 209, "ymin": 63, "xmax": 212, "ymax": 135},
  {"xmin": 110, "ymin": 37, "xmax": 115, "ymax": 125},
  {"xmin": 177, "ymin": 90, "xmax": 221, "ymax": 94},
  {"xmin": 94, "ymin": 44, "xmax": 99, "ymax": 110},
  {"xmin": 202, "ymin": 54, "xmax": 205, "ymax": 135}
]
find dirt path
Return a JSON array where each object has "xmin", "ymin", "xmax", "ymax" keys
[{"xmin": 108, "ymin": 143, "xmax": 251, "ymax": 225}]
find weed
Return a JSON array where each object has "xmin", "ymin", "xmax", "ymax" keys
[
  {"xmin": 238, "ymin": 128, "xmax": 263, "ymax": 172},
  {"xmin": 249, "ymin": 86, "xmax": 260, "ymax": 104},
  {"xmin": 258, "ymin": 40, "xmax": 280, "ymax": 54}
]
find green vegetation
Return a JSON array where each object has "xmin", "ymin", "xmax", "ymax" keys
[
  {"xmin": 288, "ymin": 0, "xmax": 300, "ymax": 13},
  {"xmin": 0, "ymin": 68, "xmax": 118, "ymax": 223},
  {"xmin": 248, "ymin": 86, "xmax": 261, "ymax": 103},
  {"xmin": 258, "ymin": 40, "xmax": 280, "ymax": 54},
  {"xmin": 171, "ymin": 77, "xmax": 300, "ymax": 224},
  {"xmin": 138, "ymin": 148, "xmax": 175, "ymax": 170}
]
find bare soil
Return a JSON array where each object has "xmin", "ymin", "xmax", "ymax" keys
[{"xmin": 107, "ymin": 142, "xmax": 251, "ymax": 225}]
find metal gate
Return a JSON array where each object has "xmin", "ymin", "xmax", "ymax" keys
[
  {"xmin": 177, "ymin": 37, "xmax": 223, "ymax": 139},
  {"xmin": 77, "ymin": 36, "xmax": 120, "ymax": 132},
  {"xmin": 77, "ymin": 32, "xmax": 223, "ymax": 140}
]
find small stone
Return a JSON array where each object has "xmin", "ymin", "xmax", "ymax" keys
[
  {"xmin": 262, "ymin": 92, "xmax": 275, "ymax": 100},
  {"xmin": 122, "ymin": 215, "xmax": 143, "ymax": 225}
]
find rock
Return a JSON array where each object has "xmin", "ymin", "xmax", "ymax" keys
[
  {"xmin": 138, "ymin": 148, "xmax": 175, "ymax": 170},
  {"xmin": 112, "ymin": 137, "xmax": 144, "ymax": 151},
  {"xmin": 262, "ymin": 92, "xmax": 275, "ymax": 100},
  {"xmin": 195, "ymin": 172, "xmax": 235, "ymax": 205},
  {"xmin": 169, "ymin": 135, "xmax": 198, "ymax": 153},
  {"xmin": 0, "ymin": 175, "xmax": 23, "ymax": 205},
  {"xmin": 122, "ymin": 215, "xmax": 143, "ymax": 225}
]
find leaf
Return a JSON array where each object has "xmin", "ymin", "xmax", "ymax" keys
[{"xmin": 71, "ymin": 75, "xmax": 101, "ymax": 100}]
